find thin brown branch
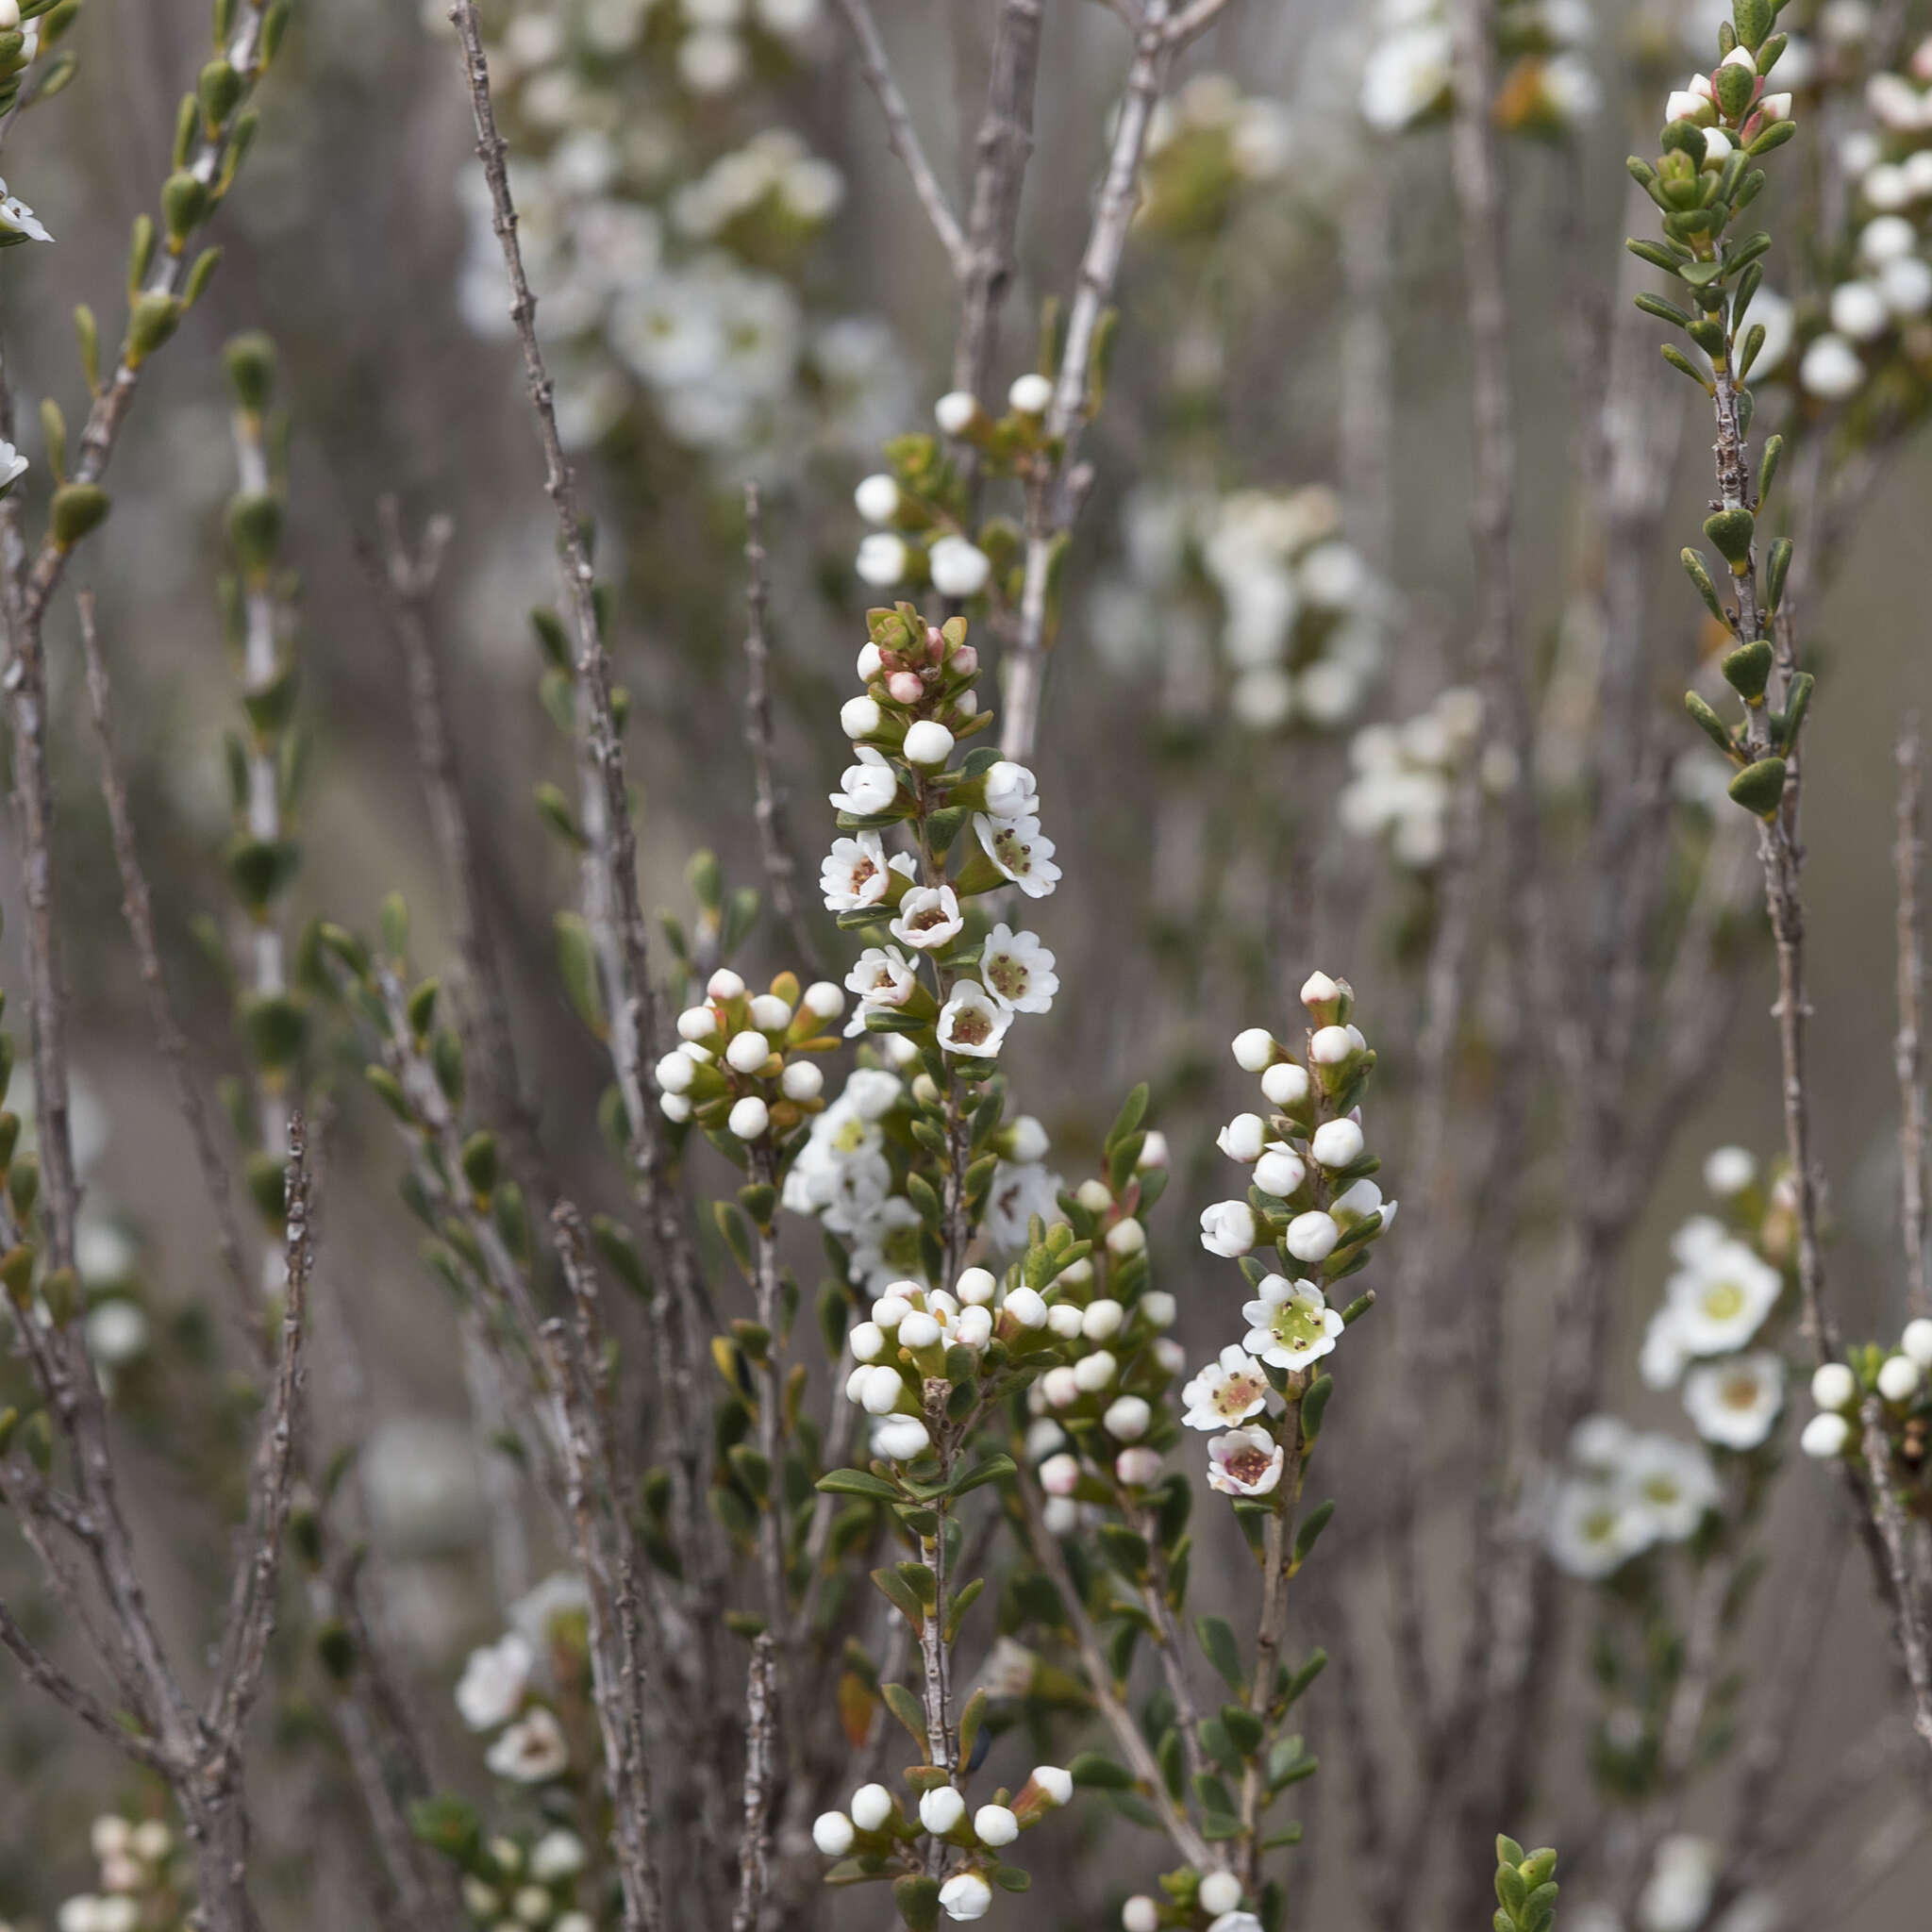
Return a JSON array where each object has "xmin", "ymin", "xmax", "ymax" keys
[
  {"xmin": 0, "ymin": 1592, "xmax": 168, "ymax": 1771},
  {"xmin": 732, "ymin": 1635, "xmax": 777, "ymax": 1932},
  {"xmin": 1898, "ymin": 730, "xmax": 1930, "ymax": 1316},
  {"xmin": 1858, "ymin": 1396, "xmax": 1932, "ymax": 1758},
  {"xmin": 829, "ymin": 0, "xmax": 971, "ymax": 275}
]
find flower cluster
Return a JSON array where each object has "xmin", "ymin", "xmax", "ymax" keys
[
  {"xmin": 451, "ymin": 1574, "xmax": 591, "ymax": 1789},
  {"xmin": 1636, "ymin": 1150, "xmax": 1792, "ymax": 1451},
  {"xmin": 1193, "ymin": 974, "xmax": 1395, "ymax": 1495},
  {"xmin": 453, "ymin": 0, "xmax": 909, "ymax": 457},
  {"xmin": 1545, "ymin": 1417, "xmax": 1722, "ymax": 1579},
  {"xmin": 811, "ymin": 1767, "xmax": 1072, "ymax": 1923},
  {"xmin": 1799, "ymin": 1318, "xmax": 1932, "ymax": 1463},
  {"xmin": 1120, "ymin": 1868, "xmax": 1262, "ymax": 1932},
  {"xmin": 1338, "ymin": 685, "xmax": 1516, "ymax": 871},
  {"xmin": 54, "ymin": 1817, "xmax": 183, "ymax": 1932},
  {"xmin": 1781, "ymin": 38, "xmax": 1932, "ymax": 402},
  {"xmin": 453, "ymin": 1830, "xmax": 593, "ymax": 1932},
  {"xmin": 1359, "ymin": 0, "xmax": 1599, "ymax": 137},
  {"xmin": 655, "ymin": 965, "xmax": 842, "ymax": 1147}
]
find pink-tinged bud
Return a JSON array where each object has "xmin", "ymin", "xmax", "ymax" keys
[
  {"xmin": 888, "ymin": 671, "xmax": 924, "ymax": 704},
  {"xmin": 951, "ymin": 642, "xmax": 978, "ymax": 675},
  {"xmin": 1756, "ymin": 92, "xmax": 1791, "ymax": 122},
  {"xmin": 1690, "ymin": 72, "xmax": 1714, "ymax": 100},
  {"xmin": 926, "ymin": 624, "xmax": 944, "ymax": 658}
]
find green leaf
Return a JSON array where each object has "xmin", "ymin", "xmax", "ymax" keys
[
  {"xmin": 1195, "ymin": 1614, "xmax": 1245, "ymax": 1694},
  {"xmin": 816, "ymin": 1468, "xmax": 902, "ymax": 1502},
  {"xmin": 1067, "ymin": 1750, "xmax": 1136, "ymax": 1790}
]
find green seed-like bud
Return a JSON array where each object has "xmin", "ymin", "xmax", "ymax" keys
[
  {"xmin": 1728, "ymin": 755, "xmax": 1788, "ymax": 818},
  {"xmin": 1776, "ymin": 672, "xmax": 1814, "ymax": 753},
  {"xmin": 49, "ymin": 481, "xmax": 108, "ymax": 549},
  {"xmin": 126, "ymin": 290, "xmax": 183, "ymax": 363},
  {"xmin": 1765, "ymin": 535, "xmax": 1793, "ymax": 612},
  {"xmin": 1703, "ymin": 506, "xmax": 1756, "ymax": 571},
  {"xmin": 40, "ymin": 1267, "xmax": 76, "ymax": 1326},
  {"xmin": 226, "ymin": 491, "xmax": 282, "ymax": 576},
  {"xmin": 161, "ymin": 169, "xmax": 208, "ymax": 242},
  {"xmin": 224, "ymin": 329, "xmax": 276, "ymax": 411},
  {"xmin": 1721, "ymin": 639, "xmax": 1774, "ymax": 702},
  {"xmin": 199, "ymin": 58, "xmax": 242, "ymax": 127},
  {"xmin": 459, "ymin": 1131, "xmax": 498, "ymax": 1202},
  {"xmin": 242, "ymin": 991, "xmax": 308, "ymax": 1074}
]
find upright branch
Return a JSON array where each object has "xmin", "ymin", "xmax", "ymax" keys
[{"xmin": 1897, "ymin": 732, "xmax": 1930, "ymax": 1316}]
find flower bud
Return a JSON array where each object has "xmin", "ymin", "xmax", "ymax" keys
[
  {"xmin": 1310, "ymin": 1118, "xmax": 1365, "ymax": 1169},
  {"xmin": 656, "ymin": 1051, "xmax": 695, "ymax": 1094},
  {"xmin": 859, "ymin": 1365, "xmax": 904, "ymax": 1415},
  {"xmin": 1048, "ymin": 1303, "xmax": 1085, "ymax": 1339},
  {"xmin": 803, "ymin": 979, "xmax": 845, "ymax": 1020},
  {"xmin": 1299, "ymin": 970, "xmax": 1341, "ymax": 1018},
  {"xmin": 1104, "ymin": 1394, "xmax": 1150, "ymax": 1440},
  {"xmin": 1005, "ymin": 1286, "xmax": 1048, "ymax": 1328},
  {"xmin": 1200, "ymin": 1873, "xmax": 1243, "ymax": 1916},
  {"xmin": 1285, "ymin": 1210, "xmax": 1340, "ymax": 1262},
  {"xmin": 857, "ymin": 641, "xmax": 883, "ymax": 679},
  {"xmin": 1123, "ymin": 1899, "xmax": 1160, "ymax": 1932},
  {"xmin": 1115, "ymin": 1446, "xmax": 1164, "ymax": 1485},
  {"xmin": 974, "ymin": 1803, "xmax": 1019, "ymax": 1847},
  {"xmin": 1801, "ymin": 1411, "xmax": 1850, "ymax": 1458},
  {"xmin": 918, "ymin": 1786, "xmax": 966, "ymax": 1835},
  {"xmin": 1138, "ymin": 1130, "xmax": 1169, "ymax": 1168},
  {"xmin": 934, "ymin": 391, "xmax": 980, "ymax": 436},
  {"xmin": 851, "ymin": 1784, "xmax": 894, "ymax": 1832},
  {"xmin": 1028, "ymin": 1765, "xmax": 1073, "ymax": 1807},
  {"xmin": 1081, "ymin": 1298, "xmax": 1124, "ymax": 1341},
  {"xmin": 1878, "ymin": 1354, "xmax": 1923, "ymax": 1403},
  {"xmin": 1106, "ymin": 1217, "xmax": 1146, "ymax": 1257},
  {"xmin": 938, "ymin": 1873, "xmax": 992, "ymax": 1922},
  {"xmin": 676, "ymin": 1005, "xmax": 718, "ymax": 1041},
  {"xmin": 904, "ymin": 719, "xmax": 956, "ymax": 766},
  {"xmin": 954, "ymin": 1305, "xmax": 992, "ymax": 1349},
  {"xmin": 850, "ymin": 1321, "xmax": 886, "ymax": 1362},
  {"xmin": 1041, "ymin": 1451, "xmax": 1082, "ymax": 1495},
  {"xmin": 888, "ymin": 670, "xmax": 924, "ymax": 704},
  {"xmin": 1041, "ymin": 1366, "xmax": 1081, "ymax": 1408},
  {"xmin": 873, "ymin": 1293, "xmax": 910, "ymax": 1328},
  {"xmin": 1231, "ymin": 1027, "xmax": 1275, "ymax": 1072},
  {"xmin": 1255, "ymin": 1148, "xmax": 1307, "ymax": 1199},
  {"xmin": 727, "ymin": 1096, "xmax": 770, "ymax": 1141},
  {"xmin": 929, "ymin": 536, "xmax": 991, "ymax": 599},
  {"xmin": 874, "ymin": 1415, "xmax": 931, "ymax": 1460},
  {"xmin": 854, "ymin": 474, "xmax": 901, "ymax": 524},
  {"xmin": 1073, "ymin": 1349, "xmax": 1117, "ymax": 1391},
  {"xmin": 1075, "ymin": 1178, "xmax": 1114, "ymax": 1213},
  {"xmin": 856, "ymin": 532, "xmax": 909, "ymax": 587},
  {"xmin": 708, "ymin": 968, "xmax": 746, "ymax": 1000},
  {"xmin": 957, "ymin": 1266, "xmax": 998, "ymax": 1305},
  {"xmin": 1218, "ymin": 1113, "xmax": 1267, "ymax": 1162},
  {"xmin": 1810, "ymin": 1361, "xmax": 1857, "ymax": 1410},
  {"xmin": 1904, "ymin": 1319, "xmax": 1932, "ymax": 1369},
  {"xmin": 841, "ymin": 695, "xmax": 883, "ymax": 739},
  {"xmin": 899, "ymin": 1310, "xmax": 942, "ymax": 1351},
  {"xmin": 812, "ymin": 1812, "xmax": 855, "ymax": 1857},
  {"xmin": 781, "ymin": 1059, "xmax": 824, "ymax": 1102},
  {"xmin": 1141, "ymin": 1291, "xmax": 1176, "ymax": 1327},
  {"xmin": 726, "ymin": 1030, "xmax": 773, "ymax": 1074}
]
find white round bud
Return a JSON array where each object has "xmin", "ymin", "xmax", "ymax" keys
[
  {"xmin": 1040, "ymin": 1452, "xmax": 1081, "ymax": 1495},
  {"xmin": 974, "ymin": 1802, "xmax": 1020, "ymax": 1847},
  {"xmin": 874, "ymin": 1415, "xmax": 931, "ymax": 1460},
  {"xmin": 934, "ymin": 391, "xmax": 979, "ymax": 435},
  {"xmin": 928, "ymin": 537, "xmax": 991, "ymax": 599},
  {"xmin": 1299, "ymin": 971, "xmax": 1341, "ymax": 1009},
  {"xmin": 1138, "ymin": 1130, "xmax": 1170, "ymax": 1169},
  {"xmin": 1231, "ymin": 1027, "xmax": 1275, "ymax": 1072},
  {"xmin": 707, "ymin": 968, "xmax": 745, "ymax": 1000},
  {"xmin": 726, "ymin": 1029, "xmax": 772, "ymax": 1074},
  {"xmin": 656, "ymin": 1050, "xmax": 696, "ymax": 1093},
  {"xmin": 1309, "ymin": 1024, "xmax": 1356, "ymax": 1064},
  {"xmin": 782, "ymin": 1058, "xmax": 824, "ymax": 1101},
  {"xmin": 849, "ymin": 1322, "xmax": 886, "ymax": 1363},
  {"xmin": 1218, "ymin": 1113, "xmax": 1267, "ymax": 1162},
  {"xmin": 1030, "ymin": 1765, "xmax": 1073, "ymax": 1807},
  {"xmin": 1041, "ymin": 1365, "xmax": 1081, "ymax": 1408},
  {"xmin": 748, "ymin": 992, "xmax": 792, "ymax": 1030},
  {"xmin": 676, "ymin": 1005, "xmax": 718, "ymax": 1041},
  {"xmin": 1801, "ymin": 1411, "xmax": 1851, "ymax": 1459},
  {"xmin": 857, "ymin": 641, "xmax": 883, "ymax": 679},
  {"xmin": 859, "ymin": 1365, "xmax": 904, "ymax": 1415},
  {"xmin": 1285, "ymin": 1210, "xmax": 1340, "ymax": 1262},
  {"xmin": 1878, "ymin": 1353, "xmax": 1923, "ymax": 1403},
  {"xmin": 1006, "ymin": 1114, "xmax": 1050, "ymax": 1161},
  {"xmin": 1200, "ymin": 1872, "xmax": 1243, "ymax": 1916},
  {"xmin": 1073, "ymin": 1349, "xmax": 1117, "ymax": 1391},
  {"xmin": 1702, "ymin": 1145, "xmax": 1757, "ymax": 1196},
  {"xmin": 803, "ymin": 979, "xmax": 845, "ymax": 1020},
  {"xmin": 1106, "ymin": 1217, "xmax": 1146, "ymax": 1257},
  {"xmin": 660, "ymin": 1091, "xmax": 692, "ymax": 1123},
  {"xmin": 1123, "ymin": 1898, "xmax": 1161, "ymax": 1932},
  {"xmin": 1261, "ymin": 1061, "xmax": 1310, "ymax": 1108},
  {"xmin": 898, "ymin": 1310, "xmax": 942, "ymax": 1350},
  {"xmin": 1310, "ymin": 1119, "xmax": 1365, "ymax": 1170},
  {"xmin": 812, "ymin": 1812, "xmax": 855, "ymax": 1857},
  {"xmin": 873, "ymin": 1294, "xmax": 910, "ymax": 1329},
  {"xmin": 727, "ymin": 1096, "xmax": 770, "ymax": 1141},
  {"xmin": 850, "ymin": 1784, "xmax": 894, "ymax": 1832},
  {"xmin": 1809, "ymin": 1361, "xmax": 1857, "ymax": 1410},
  {"xmin": 1081, "ymin": 1299, "xmax": 1124, "ymax": 1341},
  {"xmin": 918, "ymin": 1786, "xmax": 966, "ymax": 1835},
  {"xmin": 1075, "ymin": 1178, "xmax": 1114, "ymax": 1214},
  {"xmin": 1116, "ymin": 1445, "xmax": 1164, "ymax": 1484},
  {"xmin": 1104, "ymin": 1394, "xmax": 1151, "ymax": 1441},
  {"xmin": 1141, "ymin": 1290, "xmax": 1176, "ymax": 1327},
  {"xmin": 1047, "ymin": 1303, "xmax": 1085, "ymax": 1339},
  {"xmin": 1254, "ymin": 1148, "xmax": 1307, "ymax": 1199},
  {"xmin": 903, "ymin": 719, "xmax": 957, "ymax": 766},
  {"xmin": 1904, "ymin": 1320, "xmax": 1932, "ymax": 1369},
  {"xmin": 854, "ymin": 474, "xmax": 901, "ymax": 524},
  {"xmin": 954, "ymin": 1305, "xmax": 992, "ymax": 1349},
  {"xmin": 856, "ymin": 532, "xmax": 909, "ymax": 587},
  {"xmin": 841, "ymin": 695, "xmax": 882, "ymax": 739},
  {"xmin": 1006, "ymin": 1286, "xmax": 1048, "ymax": 1329},
  {"xmin": 957, "ymin": 1266, "xmax": 998, "ymax": 1306},
  {"xmin": 938, "ymin": 1872, "xmax": 993, "ymax": 1922},
  {"xmin": 1008, "ymin": 372, "xmax": 1053, "ymax": 415}
]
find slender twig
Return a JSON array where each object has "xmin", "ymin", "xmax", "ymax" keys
[
  {"xmin": 741, "ymin": 484, "xmax": 815, "ymax": 970},
  {"xmin": 732, "ymin": 1636, "xmax": 777, "ymax": 1932},
  {"xmin": 75, "ymin": 591, "xmax": 258, "ymax": 1346},
  {"xmin": 0, "ymin": 1595, "xmax": 168, "ymax": 1770},
  {"xmin": 828, "ymin": 0, "xmax": 970, "ymax": 275},
  {"xmin": 1897, "ymin": 731, "xmax": 1930, "ymax": 1316},
  {"xmin": 1857, "ymin": 1396, "xmax": 1932, "ymax": 1757}
]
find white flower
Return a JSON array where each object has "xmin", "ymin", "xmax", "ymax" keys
[
  {"xmin": 855, "ymin": 473, "xmax": 901, "ymax": 524},
  {"xmin": 1801, "ymin": 1411, "xmax": 1850, "ymax": 1458},
  {"xmin": 919, "ymin": 1786, "xmax": 966, "ymax": 1834},
  {"xmin": 973, "ymin": 813, "xmax": 1061, "ymax": 898},
  {"xmin": 1799, "ymin": 331, "xmax": 1865, "ymax": 400},
  {"xmin": 456, "ymin": 1633, "xmax": 534, "ymax": 1730},
  {"xmin": 904, "ymin": 718, "xmax": 957, "ymax": 766},
  {"xmin": 1309, "ymin": 1118, "xmax": 1364, "ymax": 1170},
  {"xmin": 1640, "ymin": 1307, "xmax": 1691, "ymax": 1391},
  {"xmin": 975, "ymin": 924, "xmax": 1057, "ymax": 1014},
  {"xmin": 1284, "ymin": 1210, "xmax": 1340, "ymax": 1263},
  {"xmin": 1200, "ymin": 1872, "xmax": 1244, "ymax": 1915},
  {"xmin": 485, "ymin": 1707, "xmax": 569, "ymax": 1783},
  {"xmin": 1881, "ymin": 254, "xmax": 1932, "ymax": 317},
  {"xmin": 851, "ymin": 1783, "xmax": 894, "ymax": 1831},
  {"xmin": 1008, "ymin": 371, "xmax": 1053, "ymax": 415},
  {"xmin": 1218, "ymin": 1112, "xmax": 1268, "ymax": 1162},
  {"xmin": 1905, "ymin": 1320, "xmax": 1932, "ymax": 1369},
  {"xmin": 1200, "ymin": 1199, "xmax": 1257, "ymax": 1257},
  {"xmin": 1702, "ymin": 1145, "xmax": 1756, "ymax": 1196},
  {"xmin": 938, "ymin": 982, "xmax": 1013, "ymax": 1058},
  {"xmin": 0, "ymin": 439, "xmax": 25, "ymax": 494},
  {"xmin": 935, "ymin": 390, "xmax": 979, "ymax": 435},
  {"xmin": 831, "ymin": 746, "xmax": 901, "ymax": 816},
  {"xmin": 1621, "ymin": 1434, "xmax": 1721, "ymax": 1541},
  {"xmin": 891, "ymin": 884, "xmax": 965, "ymax": 951},
  {"xmin": 982, "ymin": 759, "xmax": 1039, "ymax": 818},
  {"xmin": 985, "ymin": 1160, "xmax": 1065, "ymax": 1248},
  {"xmin": 1241, "ymin": 1274, "xmax": 1343, "ymax": 1371},
  {"xmin": 728, "ymin": 1095, "xmax": 771, "ymax": 1141},
  {"xmin": 821, "ymin": 832, "xmax": 893, "ymax": 911},
  {"xmin": 939, "ymin": 1873, "xmax": 993, "ymax": 1922},
  {"xmin": 1683, "ymin": 1351, "xmax": 1785, "ymax": 1450},
  {"xmin": 1183, "ymin": 1344, "xmax": 1273, "ymax": 1431},
  {"xmin": 1207, "ymin": 1424, "xmax": 1286, "ymax": 1496},
  {"xmin": 1829, "ymin": 278, "xmax": 1890, "ymax": 341},
  {"xmin": 1662, "ymin": 1238, "xmax": 1781, "ymax": 1355},
  {"xmin": 85, "ymin": 1299, "xmax": 149, "ymax": 1367},
  {"xmin": 1860, "ymin": 213, "xmax": 1918, "ymax": 264},
  {"xmin": 844, "ymin": 946, "xmax": 919, "ymax": 1032},
  {"xmin": 1878, "ymin": 1352, "xmax": 1923, "ymax": 1402},
  {"xmin": 1546, "ymin": 1479, "xmax": 1652, "ymax": 1578},
  {"xmin": 0, "ymin": 183, "xmax": 51, "ymax": 244},
  {"xmin": 1360, "ymin": 23, "xmax": 1453, "ymax": 129},
  {"xmin": 929, "ymin": 536, "xmax": 992, "ymax": 598},
  {"xmin": 1208, "ymin": 1917, "xmax": 1264, "ymax": 1932}
]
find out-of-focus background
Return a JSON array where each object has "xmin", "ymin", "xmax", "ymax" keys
[{"xmin": 3, "ymin": 0, "xmax": 1931, "ymax": 1925}]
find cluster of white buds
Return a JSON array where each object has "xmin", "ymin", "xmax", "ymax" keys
[
  {"xmin": 1359, "ymin": 0, "xmax": 1598, "ymax": 137},
  {"xmin": 1120, "ymin": 1869, "xmax": 1261, "ymax": 1932},
  {"xmin": 845, "ymin": 1271, "xmax": 1016, "ymax": 1463},
  {"xmin": 56, "ymin": 1815, "xmax": 179, "ymax": 1932},
  {"xmin": 1192, "ymin": 973, "xmax": 1394, "ymax": 1496},
  {"xmin": 656, "ymin": 966, "xmax": 843, "ymax": 1145},
  {"xmin": 829, "ymin": 605, "xmax": 1058, "ymax": 1069},
  {"xmin": 850, "ymin": 374, "xmax": 1077, "ymax": 598},
  {"xmin": 458, "ymin": 1829, "xmax": 591, "ymax": 1932},
  {"xmin": 1338, "ymin": 686, "xmax": 1517, "ymax": 871},
  {"xmin": 1636, "ymin": 1150, "xmax": 1792, "ymax": 1451},
  {"xmin": 1778, "ymin": 39, "xmax": 1932, "ymax": 402},
  {"xmin": 1801, "ymin": 1319, "xmax": 1932, "ymax": 1460},
  {"xmin": 810, "ymin": 1767, "xmax": 1072, "ymax": 1921}
]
